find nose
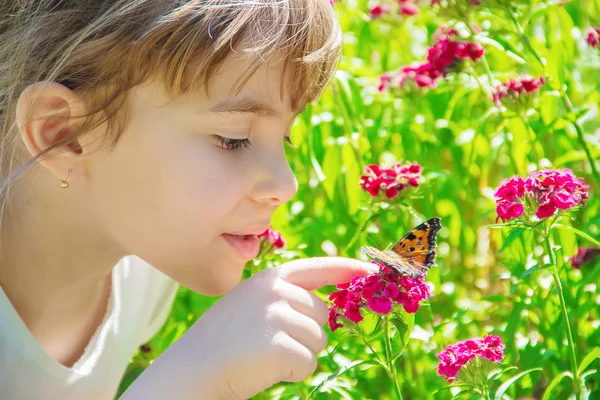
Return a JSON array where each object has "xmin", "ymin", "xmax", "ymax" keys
[{"xmin": 249, "ymin": 148, "xmax": 298, "ymax": 206}]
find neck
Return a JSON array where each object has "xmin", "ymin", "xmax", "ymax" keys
[{"xmin": 0, "ymin": 167, "xmax": 124, "ymax": 338}]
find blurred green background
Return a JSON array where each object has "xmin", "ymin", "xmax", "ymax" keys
[{"xmin": 118, "ymin": 0, "xmax": 600, "ymax": 398}]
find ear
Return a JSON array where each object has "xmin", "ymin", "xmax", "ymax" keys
[{"xmin": 16, "ymin": 81, "xmax": 86, "ymax": 182}]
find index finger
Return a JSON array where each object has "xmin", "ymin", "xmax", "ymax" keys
[{"xmin": 278, "ymin": 257, "xmax": 379, "ymax": 291}]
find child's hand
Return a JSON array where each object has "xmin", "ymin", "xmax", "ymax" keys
[
  {"xmin": 190, "ymin": 257, "xmax": 378, "ymax": 399},
  {"xmin": 121, "ymin": 257, "xmax": 377, "ymax": 400}
]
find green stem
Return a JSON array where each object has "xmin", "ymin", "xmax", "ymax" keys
[
  {"xmin": 544, "ymin": 233, "xmax": 581, "ymax": 397},
  {"xmin": 506, "ymin": 10, "xmax": 544, "ymax": 68},
  {"xmin": 506, "ymin": 5, "xmax": 600, "ymax": 188},
  {"xmin": 383, "ymin": 317, "xmax": 404, "ymax": 400},
  {"xmin": 357, "ymin": 328, "xmax": 386, "ymax": 366},
  {"xmin": 516, "ymin": 111, "xmax": 539, "ymax": 154},
  {"xmin": 464, "ymin": 23, "xmax": 494, "ymax": 84},
  {"xmin": 504, "ymin": 128, "xmax": 523, "ymax": 175},
  {"xmin": 559, "ymin": 90, "xmax": 600, "ymax": 187}
]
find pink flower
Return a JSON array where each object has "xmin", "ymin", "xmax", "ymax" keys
[
  {"xmin": 370, "ymin": 4, "xmax": 390, "ymax": 18},
  {"xmin": 395, "ymin": 276, "xmax": 432, "ymax": 313},
  {"xmin": 495, "ymin": 201, "xmax": 525, "ymax": 221},
  {"xmin": 378, "ymin": 73, "xmax": 392, "ymax": 92},
  {"xmin": 344, "ymin": 300, "xmax": 364, "ymax": 323},
  {"xmin": 328, "ymin": 308, "xmax": 342, "ymax": 331},
  {"xmin": 586, "ymin": 28, "xmax": 600, "ymax": 47},
  {"xmin": 493, "ymin": 169, "xmax": 588, "ymax": 222},
  {"xmin": 492, "ymin": 76, "xmax": 545, "ymax": 106},
  {"xmin": 570, "ymin": 247, "xmax": 600, "ymax": 269},
  {"xmin": 380, "ymin": 27, "xmax": 483, "ymax": 91},
  {"xmin": 437, "ymin": 335, "xmax": 506, "ymax": 382},
  {"xmin": 399, "ymin": 2, "xmax": 420, "ymax": 15},
  {"xmin": 494, "ymin": 176, "xmax": 527, "ymax": 201},
  {"xmin": 431, "ymin": 0, "xmax": 481, "ymax": 5},
  {"xmin": 359, "ymin": 162, "xmax": 423, "ymax": 199},
  {"xmin": 328, "ymin": 262, "xmax": 432, "ymax": 332},
  {"xmin": 258, "ymin": 228, "xmax": 286, "ymax": 249}
]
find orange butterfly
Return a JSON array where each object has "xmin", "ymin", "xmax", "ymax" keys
[{"xmin": 361, "ymin": 217, "xmax": 442, "ymax": 278}]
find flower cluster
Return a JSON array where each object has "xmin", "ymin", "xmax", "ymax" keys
[
  {"xmin": 379, "ymin": 26, "xmax": 484, "ymax": 91},
  {"xmin": 369, "ymin": 0, "xmax": 420, "ymax": 18},
  {"xmin": 570, "ymin": 247, "xmax": 600, "ymax": 269},
  {"xmin": 328, "ymin": 262, "xmax": 432, "ymax": 332},
  {"xmin": 437, "ymin": 335, "xmax": 506, "ymax": 382},
  {"xmin": 494, "ymin": 169, "xmax": 589, "ymax": 222},
  {"xmin": 492, "ymin": 76, "xmax": 545, "ymax": 107},
  {"xmin": 430, "ymin": 0, "xmax": 481, "ymax": 6},
  {"xmin": 359, "ymin": 162, "xmax": 423, "ymax": 198},
  {"xmin": 258, "ymin": 228, "xmax": 286, "ymax": 249},
  {"xmin": 587, "ymin": 27, "xmax": 600, "ymax": 48}
]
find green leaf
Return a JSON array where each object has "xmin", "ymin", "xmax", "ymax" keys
[
  {"xmin": 341, "ymin": 142, "xmax": 362, "ymax": 215},
  {"xmin": 482, "ymin": 295, "xmax": 506, "ymax": 303},
  {"xmin": 494, "ymin": 368, "xmax": 542, "ymax": 400},
  {"xmin": 581, "ymin": 369, "xmax": 598, "ymax": 383},
  {"xmin": 306, "ymin": 360, "xmax": 379, "ymax": 399},
  {"xmin": 390, "ymin": 311, "xmax": 415, "ymax": 359},
  {"xmin": 322, "ymin": 145, "xmax": 342, "ymax": 201},
  {"xmin": 541, "ymin": 371, "xmax": 572, "ymax": 400},
  {"xmin": 498, "ymin": 227, "xmax": 527, "ymax": 254},
  {"xmin": 519, "ymin": 263, "xmax": 552, "ymax": 279},
  {"xmin": 578, "ymin": 348, "xmax": 600, "ymax": 375},
  {"xmin": 553, "ymin": 224, "xmax": 600, "ymax": 247}
]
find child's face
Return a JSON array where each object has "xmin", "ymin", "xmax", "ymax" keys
[{"xmin": 85, "ymin": 56, "xmax": 299, "ymax": 295}]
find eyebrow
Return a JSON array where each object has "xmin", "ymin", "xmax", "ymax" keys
[{"xmin": 208, "ymin": 97, "xmax": 306, "ymax": 119}]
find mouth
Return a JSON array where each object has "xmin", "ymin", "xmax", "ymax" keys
[{"xmin": 221, "ymin": 233, "xmax": 261, "ymax": 260}]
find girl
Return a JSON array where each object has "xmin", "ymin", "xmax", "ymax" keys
[{"xmin": 0, "ymin": 1, "xmax": 377, "ymax": 399}]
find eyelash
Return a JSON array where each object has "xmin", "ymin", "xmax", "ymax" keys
[{"xmin": 215, "ymin": 136, "xmax": 295, "ymax": 150}]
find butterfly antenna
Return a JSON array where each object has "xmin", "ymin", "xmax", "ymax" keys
[{"xmin": 358, "ymin": 225, "xmax": 382, "ymax": 248}]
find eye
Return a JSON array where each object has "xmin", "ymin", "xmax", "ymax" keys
[{"xmin": 214, "ymin": 136, "xmax": 252, "ymax": 150}]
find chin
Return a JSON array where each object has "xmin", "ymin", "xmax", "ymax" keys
[{"xmin": 184, "ymin": 260, "xmax": 245, "ymax": 296}]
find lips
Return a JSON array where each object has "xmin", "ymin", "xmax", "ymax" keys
[{"xmin": 221, "ymin": 233, "xmax": 261, "ymax": 260}]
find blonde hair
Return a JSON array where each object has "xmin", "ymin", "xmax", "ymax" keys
[{"xmin": 0, "ymin": 0, "xmax": 341, "ymax": 197}]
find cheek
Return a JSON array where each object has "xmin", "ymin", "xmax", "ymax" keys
[{"xmin": 86, "ymin": 123, "xmax": 247, "ymax": 266}]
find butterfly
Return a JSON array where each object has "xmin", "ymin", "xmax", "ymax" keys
[{"xmin": 361, "ymin": 217, "xmax": 442, "ymax": 278}]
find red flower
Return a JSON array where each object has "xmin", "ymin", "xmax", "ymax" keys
[
  {"xmin": 328, "ymin": 307, "xmax": 343, "ymax": 331},
  {"xmin": 586, "ymin": 27, "xmax": 600, "ymax": 48},
  {"xmin": 493, "ymin": 169, "xmax": 588, "ymax": 222},
  {"xmin": 570, "ymin": 247, "xmax": 600, "ymax": 269},
  {"xmin": 492, "ymin": 76, "xmax": 545, "ymax": 106},
  {"xmin": 495, "ymin": 176, "xmax": 527, "ymax": 201},
  {"xmin": 431, "ymin": 0, "xmax": 481, "ymax": 5},
  {"xmin": 328, "ymin": 262, "xmax": 432, "ymax": 332},
  {"xmin": 359, "ymin": 162, "xmax": 423, "ymax": 199},
  {"xmin": 437, "ymin": 335, "xmax": 506, "ymax": 382},
  {"xmin": 379, "ymin": 27, "xmax": 483, "ymax": 91},
  {"xmin": 378, "ymin": 73, "xmax": 392, "ymax": 92},
  {"xmin": 369, "ymin": 4, "xmax": 390, "ymax": 18},
  {"xmin": 258, "ymin": 228, "xmax": 286, "ymax": 249},
  {"xmin": 399, "ymin": 2, "xmax": 420, "ymax": 15}
]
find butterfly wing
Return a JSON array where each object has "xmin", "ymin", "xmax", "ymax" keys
[
  {"xmin": 361, "ymin": 217, "xmax": 443, "ymax": 278},
  {"xmin": 361, "ymin": 246, "xmax": 408, "ymax": 275},
  {"xmin": 390, "ymin": 217, "xmax": 442, "ymax": 276}
]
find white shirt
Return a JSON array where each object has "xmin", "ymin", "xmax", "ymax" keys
[{"xmin": 0, "ymin": 255, "xmax": 179, "ymax": 400}]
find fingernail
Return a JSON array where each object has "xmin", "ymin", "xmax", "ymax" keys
[{"xmin": 362, "ymin": 261, "xmax": 379, "ymax": 273}]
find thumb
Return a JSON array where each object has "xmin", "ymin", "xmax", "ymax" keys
[{"xmin": 278, "ymin": 257, "xmax": 379, "ymax": 291}]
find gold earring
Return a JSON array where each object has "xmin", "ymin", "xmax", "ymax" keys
[{"xmin": 60, "ymin": 169, "xmax": 72, "ymax": 188}]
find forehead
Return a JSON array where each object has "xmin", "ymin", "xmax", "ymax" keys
[{"xmin": 191, "ymin": 53, "xmax": 297, "ymax": 116}]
